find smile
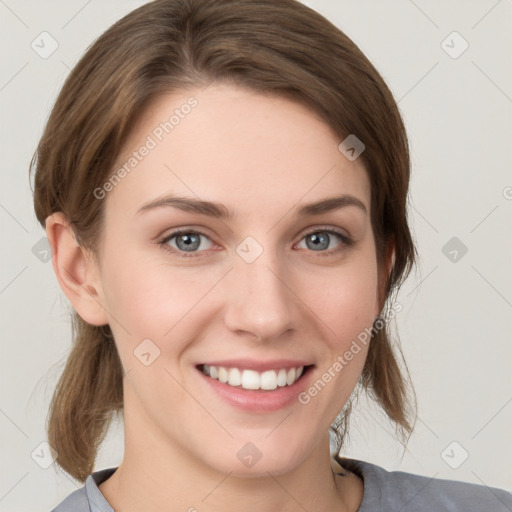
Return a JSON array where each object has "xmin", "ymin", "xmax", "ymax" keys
[{"xmin": 200, "ymin": 364, "xmax": 305, "ymax": 390}]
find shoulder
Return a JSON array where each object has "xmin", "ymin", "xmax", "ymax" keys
[
  {"xmin": 50, "ymin": 487, "xmax": 89, "ymax": 512},
  {"xmin": 335, "ymin": 456, "xmax": 512, "ymax": 512},
  {"xmin": 50, "ymin": 467, "xmax": 117, "ymax": 512}
]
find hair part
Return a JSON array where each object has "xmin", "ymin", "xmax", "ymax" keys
[{"xmin": 31, "ymin": 0, "xmax": 417, "ymax": 482}]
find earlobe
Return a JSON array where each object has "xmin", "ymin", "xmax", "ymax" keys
[{"xmin": 45, "ymin": 212, "xmax": 109, "ymax": 326}]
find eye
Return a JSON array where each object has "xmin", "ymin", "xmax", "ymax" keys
[
  {"xmin": 159, "ymin": 230, "xmax": 214, "ymax": 258},
  {"xmin": 296, "ymin": 228, "xmax": 353, "ymax": 255},
  {"xmin": 158, "ymin": 227, "xmax": 353, "ymax": 258}
]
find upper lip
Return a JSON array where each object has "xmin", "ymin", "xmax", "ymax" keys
[{"xmin": 198, "ymin": 359, "xmax": 314, "ymax": 372}]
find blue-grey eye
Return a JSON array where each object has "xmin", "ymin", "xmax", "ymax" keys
[
  {"xmin": 166, "ymin": 231, "xmax": 213, "ymax": 252},
  {"xmin": 298, "ymin": 231, "xmax": 345, "ymax": 252}
]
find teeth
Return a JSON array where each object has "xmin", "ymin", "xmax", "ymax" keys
[
  {"xmin": 228, "ymin": 367, "xmax": 242, "ymax": 386},
  {"xmin": 209, "ymin": 365, "xmax": 219, "ymax": 379},
  {"xmin": 201, "ymin": 364, "xmax": 305, "ymax": 390},
  {"xmin": 260, "ymin": 370, "xmax": 277, "ymax": 390},
  {"xmin": 218, "ymin": 366, "xmax": 229, "ymax": 383},
  {"xmin": 241, "ymin": 369, "xmax": 260, "ymax": 389},
  {"xmin": 276, "ymin": 368, "xmax": 287, "ymax": 386},
  {"xmin": 286, "ymin": 367, "xmax": 296, "ymax": 385}
]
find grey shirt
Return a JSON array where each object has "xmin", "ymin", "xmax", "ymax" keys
[{"xmin": 51, "ymin": 456, "xmax": 512, "ymax": 511}]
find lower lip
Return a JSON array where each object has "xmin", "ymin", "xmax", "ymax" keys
[{"xmin": 197, "ymin": 366, "xmax": 314, "ymax": 413}]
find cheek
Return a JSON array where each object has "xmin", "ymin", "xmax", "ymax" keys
[
  {"xmin": 308, "ymin": 253, "xmax": 379, "ymax": 343},
  {"xmin": 99, "ymin": 235, "xmax": 195, "ymax": 314},
  {"xmin": 99, "ymin": 243, "xmax": 223, "ymax": 352}
]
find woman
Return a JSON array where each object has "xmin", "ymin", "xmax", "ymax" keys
[{"xmin": 30, "ymin": 0, "xmax": 511, "ymax": 510}]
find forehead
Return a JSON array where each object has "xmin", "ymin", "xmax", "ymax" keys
[{"xmin": 104, "ymin": 82, "xmax": 371, "ymax": 220}]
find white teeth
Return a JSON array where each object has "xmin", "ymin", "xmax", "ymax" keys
[
  {"xmin": 218, "ymin": 366, "xmax": 229, "ymax": 383},
  {"xmin": 286, "ymin": 367, "xmax": 296, "ymax": 385},
  {"xmin": 277, "ymin": 368, "xmax": 287, "ymax": 386},
  {"xmin": 201, "ymin": 365, "xmax": 305, "ymax": 390},
  {"xmin": 241, "ymin": 369, "xmax": 260, "ymax": 389},
  {"xmin": 260, "ymin": 370, "xmax": 278, "ymax": 390},
  {"xmin": 209, "ymin": 365, "xmax": 219, "ymax": 379},
  {"xmin": 228, "ymin": 368, "xmax": 242, "ymax": 386}
]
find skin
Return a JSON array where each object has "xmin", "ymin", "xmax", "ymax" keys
[{"xmin": 46, "ymin": 82, "xmax": 393, "ymax": 511}]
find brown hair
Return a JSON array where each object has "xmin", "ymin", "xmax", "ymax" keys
[{"xmin": 30, "ymin": 0, "xmax": 417, "ymax": 482}]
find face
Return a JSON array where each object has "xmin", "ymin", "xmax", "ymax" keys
[{"xmin": 92, "ymin": 82, "xmax": 382, "ymax": 476}]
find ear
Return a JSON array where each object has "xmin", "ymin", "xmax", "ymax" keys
[
  {"xmin": 376, "ymin": 236, "xmax": 395, "ymax": 316},
  {"xmin": 45, "ymin": 212, "xmax": 109, "ymax": 326}
]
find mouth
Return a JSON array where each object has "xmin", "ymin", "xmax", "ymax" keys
[{"xmin": 196, "ymin": 363, "xmax": 314, "ymax": 391}]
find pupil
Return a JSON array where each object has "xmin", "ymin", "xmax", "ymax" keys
[
  {"xmin": 308, "ymin": 232, "xmax": 328, "ymax": 251},
  {"xmin": 178, "ymin": 233, "xmax": 199, "ymax": 251}
]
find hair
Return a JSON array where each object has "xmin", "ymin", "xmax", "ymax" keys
[{"xmin": 30, "ymin": 0, "xmax": 418, "ymax": 483}]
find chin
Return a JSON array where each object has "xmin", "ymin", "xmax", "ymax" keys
[{"xmin": 195, "ymin": 435, "xmax": 311, "ymax": 478}]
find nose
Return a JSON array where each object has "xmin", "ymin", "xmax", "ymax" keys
[{"xmin": 223, "ymin": 245, "xmax": 297, "ymax": 342}]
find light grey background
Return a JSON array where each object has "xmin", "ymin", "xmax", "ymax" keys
[{"xmin": 1, "ymin": 0, "xmax": 511, "ymax": 510}]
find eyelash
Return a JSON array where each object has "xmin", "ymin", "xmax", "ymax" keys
[{"xmin": 157, "ymin": 227, "xmax": 354, "ymax": 259}]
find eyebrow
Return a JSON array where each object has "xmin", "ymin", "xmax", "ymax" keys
[{"xmin": 136, "ymin": 193, "xmax": 367, "ymax": 219}]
